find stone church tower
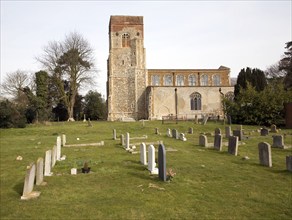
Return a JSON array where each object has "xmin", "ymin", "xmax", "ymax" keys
[{"xmin": 107, "ymin": 16, "xmax": 147, "ymax": 121}]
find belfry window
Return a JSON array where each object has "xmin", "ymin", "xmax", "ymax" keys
[
  {"xmin": 213, "ymin": 74, "xmax": 221, "ymax": 86},
  {"xmin": 176, "ymin": 75, "xmax": 184, "ymax": 86},
  {"xmin": 122, "ymin": 33, "xmax": 130, "ymax": 47},
  {"xmin": 152, "ymin": 75, "xmax": 160, "ymax": 86},
  {"xmin": 188, "ymin": 75, "xmax": 196, "ymax": 86},
  {"xmin": 164, "ymin": 75, "xmax": 173, "ymax": 86},
  {"xmin": 190, "ymin": 92, "xmax": 202, "ymax": 110},
  {"xmin": 201, "ymin": 74, "xmax": 208, "ymax": 86}
]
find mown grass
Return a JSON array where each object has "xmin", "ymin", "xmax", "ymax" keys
[{"xmin": 0, "ymin": 121, "xmax": 292, "ymax": 219}]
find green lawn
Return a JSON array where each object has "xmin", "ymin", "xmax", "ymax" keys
[{"xmin": 0, "ymin": 121, "xmax": 291, "ymax": 219}]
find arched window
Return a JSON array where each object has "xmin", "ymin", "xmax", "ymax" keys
[
  {"xmin": 176, "ymin": 75, "xmax": 184, "ymax": 86},
  {"xmin": 188, "ymin": 75, "xmax": 196, "ymax": 86},
  {"xmin": 190, "ymin": 92, "xmax": 202, "ymax": 110},
  {"xmin": 164, "ymin": 74, "xmax": 173, "ymax": 86},
  {"xmin": 122, "ymin": 33, "xmax": 130, "ymax": 47},
  {"xmin": 213, "ymin": 74, "xmax": 221, "ymax": 86},
  {"xmin": 152, "ymin": 75, "xmax": 160, "ymax": 86},
  {"xmin": 201, "ymin": 74, "xmax": 208, "ymax": 86},
  {"xmin": 225, "ymin": 91, "xmax": 234, "ymax": 101}
]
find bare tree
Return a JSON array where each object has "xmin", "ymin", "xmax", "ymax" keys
[{"xmin": 37, "ymin": 32, "xmax": 96, "ymax": 121}]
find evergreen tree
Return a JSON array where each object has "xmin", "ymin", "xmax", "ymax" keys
[
  {"xmin": 84, "ymin": 91, "xmax": 106, "ymax": 120},
  {"xmin": 279, "ymin": 41, "xmax": 292, "ymax": 90}
]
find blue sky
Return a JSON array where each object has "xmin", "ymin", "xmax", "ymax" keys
[{"xmin": 1, "ymin": 0, "xmax": 291, "ymax": 96}]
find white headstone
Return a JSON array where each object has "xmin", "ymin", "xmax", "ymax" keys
[
  {"xmin": 140, "ymin": 143, "xmax": 147, "ymax": 165},
  {"xmin": 51, "ymin": 146, "xmax": 57, "ymax": 167},
  {"xmin": 113, "ymin": 129, "xmax": 117, "ymax": 140},
  {"xmin": 71, "ymin": 168, "xmax": 77, "ymax": 175},
  {"xmin": 148, "ymin": 145, "xmax": 158, "ymax": 174},
  {"xmin": 62, "ymin": 134, "xmax": 66, "ymax": 146},
  {"xmin": 166, "ymin": 128, "xmax": 172, "ymax": 137},
  {"xmin": 56, "ymin": 136, "xmax": 61, "ymax": 161},
  {"xmin": 21, "ymin": 162, "xmax": 41, "ymax": 200},
  {"xmin": 125, "ymin": 133, "xmax": 130, "ymax": 150},
  {"xmin": 44, "ymin": 150, "xmax": 52, "ymax": 176},
  {"xmin": 36, "ymin": 157, "xmax": 46, "ymax": 186}
]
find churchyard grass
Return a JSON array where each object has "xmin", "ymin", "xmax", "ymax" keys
[{"xmin": 0, "ymin": 121, "xmax": 291, "ymax": 219}]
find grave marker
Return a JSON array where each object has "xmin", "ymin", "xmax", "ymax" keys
[
  {"xmin": 258, "ymin": 142, "xmax": 272, "ymax": 167},
  {"xmin": 188, "ymin": 127, "xmax": 193, "ymax": 134},
  {"xmin": 233, "ymin": 129, "xmax": 243, "ymax": 141},
  {"xmin": 270, "ymin": 124, "xmax": 278, "ymax": 133},
  {"xmin": 166, "ymin": 128, "xmax": 172, "ymax": 137},
  {"xmin": 56, "ymin": 136, "xmax": 61, "ymax": 161},
  {"xmin": 225, "ymin": 126, "xmax": 232, "ymax": 138},
  {"xmin": 52, "ymin": 146, "xmax": 57, "ymax": 167},
  {"xmin": 113, "ymin": 129, "xmax": 117, "ymax": 140},
  {"xmin": 180, "ymin": 133, "xmax": 187, "ymax": 141},
  {"xmin": 36, "ymin": 157, "xmax": 46, "ymax": 186},
  {"xmin": 199, "ymin": 135, "xmax": 208, "ymax": 147},
  {"xmin": 62, "ymin": 134, "xmax": 66, "ymax": 146},
  {"xmin": 120, "ymin": 134, "xmax": 125, "ymax": 146},
  {"xmin": 148, "ymin": 145, "xmax": 158, "ymax": 174},
  {"xmin": 125, "ymin": 133, "xmax": 130, "ymax": 150},
  {"xmin": 214, "ymin": 128, "xmax": 221, "ymax": 135},
  {"xmin": 140, "ymin": 143, "xmax": 147, "ymax": 165},
  {"xmin": 214, "ymin": 134, "xmax": 222, "ymax": 151},
  {"xmin": 155, "ymin": 128, "xmax": 159, "ymax": 134},
  {"xmin": 260, "ymin": 128, "xmax": 269, "ymax": 136},
  {"xmin": 272, "ymin": 135, "xmax": 285, "ymax": 149},
  {"xmin": 286, "ymin": 156, "xmax": 292, "ymax": 172},
  {"xmin": 21, "ymin": 162, "xmax": 41, "ymax": 200},
  {"xmin": 44, "ymin": 150, "xmax": 52, "ymax": 176},
  {"xmin": 158, "ymin": 144, "xmax": 166, "ymax": 181},
  {"xmin": 228, "ymin": 136, "xmax": 238, "ymax": 156}
]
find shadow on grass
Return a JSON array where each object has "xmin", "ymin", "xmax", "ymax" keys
[{"xmin": 13, "ymin": 181, "xmax": 23, "ymax": 196}]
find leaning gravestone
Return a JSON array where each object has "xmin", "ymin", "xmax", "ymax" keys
[
  {"xmin": 258, "ymin": 142, "xmax": 272, "ymax": 167},
  {"xmin": 44, "ymin": 150, "xmax": 52, "ymax": 176},
  {"xmin": 199, "ymin": 135, "xmax": 208, "ymax": 147},
  {"xmin": 228, "ymin": 136, "xmax": 238, "ymax": 156},
  {"xmin": 260, "ymin": 128, "xmax": 269, "ymax": 136},
  {"xmin": 272, "ymin": 135, "xmax": 285, "ymax": 149},
  {"xmin": 148, "ymin": 145, "xmax": 158, "ymax": 174},
  {"xmin": 113, "ymin": 129, "xmax": 117, "ymax": 140},
  {"xmin": 286, "ymin": 156, "xmax": 292, "ymax": 172},
  {"xmin": 56, "ymin": 136, "xmax": 61, "ymax": 161},
  {"xmin": 225, "ymin": 126, "xmax": 232, "ymax": 138},
  {"xmin": 158, "ymin": 144, "xmax": 166, "ymax": 182},
  {"xmin": 214, "ymin": 128, "xmax": 221, "ymax": 135},
  {"xmin": 36, "ymin": 157, "xmax": 46, "ymax": 186},
  {"xmin": 214, "ymin": 134, "xmax": 222, "ymax": 151},
  {"xmin": 140, "ymin": 143, "xmax": 147, "ymax": 165},
  {"xmin": 21, "ymin": 162, "xmax": 41, "ymax": 200}
]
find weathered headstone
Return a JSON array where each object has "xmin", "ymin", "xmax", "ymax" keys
[
  {"xmin": 120, "ymin": 134, "xmax": 125, "ymax": 146},
  {"xmin": 260, "ymin": 128, "xmax": 269, "ymax": 136},
  {"xmin": 155, "ymin": 128, "xmax": 159, "ymax": 135},
  {"xmin": 36, "ymin": 157, "xmax": 46, "ymax": 186},
  {"xmin": 228, "ymin": 136, "xmax": 238, "ymax": 156},
  {"xmin": 258, "ymin": 142, "xmax": 272, "ymax": 167},
  {"xmin": 166, "ymin": 128, "xmax": 172, "ymax": 137},
  {"xmin": 270, "ymin": 124, "xmax": 278, "ymax": 133},
  {"xmin": 172, "ymin": 129, "xmax": 179, "ymax": 139},
  {"xmin": 125, "ymin": 133, "xmax": 130, "ymax": 150},
  {"xmin": 199, "ymin": 135, "xmax": 208, "ymax": 147},
  {"xmin": 203, "ymin": 115, "xmax": 208, "ymax": 125},
  {"xmin": 62, "ymin": 134, "xmax": 66, "ymax": 146},
  {"xmin": 180, "ymin": 133, "xmax": 187, "ymax": 141},
  {"xmin": 227, "ymin": 115, "xmax": 232, "ymax": 125},
  {"xmin": 286, "ymin": 156, "xmax": 292, "ymax": 172},
  {"xmin": 87, "ymin": 118, "xmax": 93, "ymax": 127},
  {"xmin": 272, "ymin": 135, "xmax": 285, "ymax": 149},
  {"xmin": 140, "ymin": 143, "xmax": 147, "ymax": 165},
  {"xmin": 21, "ymin": 162, "xmax": 41, "ymax": 200},
  {"xmin": 83, "ymin": 114, "xmax": 86, "ymax": 122},
  {"xmin": 225, "ymin": 126, "xmax": 232, "ymax": 138},
  {"xmin": 214, "ymin": 128, "xmax": 221, "ymax": 135},
  {"xmin": 233, "ymin": 129, "xmax": 243, "ymax": 141},
  {"xmin": 44, "ymin": 150, "xmax": 52, "ymax": 176},
  {"xmin": 158, "ymin": 144, "xmax": 166, "ymax": 181},
  {"xmin": 214, "ymin": 134, "xmax": 222, "ymax": 151},
  {"xmin": 113, "ymin": 129, "xmax": 117, "ymax": 140},
  {"xmin": 194, "ymin": 115, "xmax": 198, "ymax": 124},
  {"xmin": 71, "ymin": 168, "xmax": 77, "ymax": 175},
  {"xmin": 148, "ymin": 145, "xmax": 158, "ymax": 174},
  {"xmin": 56, "ymin": 136, "xmax": 61, "ymax": 161},
  {"xmin": 188, "ymin": 127, "xmax": 193, "ymax": 134},
  {"xmin": 51, "ymin": 146, "xmax": 57, "ymax": 167}
]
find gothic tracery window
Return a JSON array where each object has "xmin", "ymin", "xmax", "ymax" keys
[
  {"xmin": 164, "ymin": 74, "xmax": 173, "ymax": 86},
  {"xmin": 200, "ymin": 74, "xmax": 208, "ymax": 86},
  {"xmin": 213, "ymin": 74, "xmax": 221, "ymax": 86},
  {"xmin": 190, "ymin": 92, "xmax": 202, "ymax": 110},
  {"xmin": 176, "ymin": 75, "xmax": 184, "ymax": 86},
  {"xmin": 152, "ymin": 75, "xmax": 160, "ymax": 86},
  {"xmin": 188, "ymin": 75, "xmax": 196, "ymax": 86},
  {"xmin": 122, "ymin": 33, "xmax": 130, "ymax": 47}
]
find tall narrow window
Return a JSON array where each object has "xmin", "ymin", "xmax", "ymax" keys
[
  {"xmin": 190, "ymin": 92, "xmax": 202, "ymax": 110},
  {"xmin": 213, "ymin": 74, "xmax": 221, "ymax": 86},
  {"xmin": 176, "ymin": 75, "xmax": 184, "ymax": 86},
  {"xmin": 201, "ymin": 74, "xmax": 208, "ymax": 86},
  {"xmin": 122, "ymin": 33, "xmax": 130, "ymax": 47},
  {"xmin": 164, "ymin": 74, "xmax": 173, "ymax": 86},
  {"xmin": 152, "ymin": 75, "xmax": 160, "ymax": 86},
  {"xmin": 188, "ymin": 75, "xmax": 196, "ymax": 86}
]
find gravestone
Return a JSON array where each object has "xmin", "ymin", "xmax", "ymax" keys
[
  {"xmin": 233, "ymin": 129, "xmax": 243, "ymax": 141},
  {"xmin": 214, "ymin": 128, "xmax": 221, "ymax": 135},
  {"xmin": 180, "ymin": 133, "xmax": 187, "ymax": 141},
  {"xmin": 260, "ymin": 128, "xmax": 269, "ymax": 136},
  {"xmin": 120, "ymin": 134, "xmax": 125, "ymax": 146},
  {"xmin": 228, "ymin": 136, "xmax": 238, "ymax": 156},
  {"xmin": 125, "ymin": 133, "xmax": 130, "ymax": 150},
  {"xmin": 258, "ymin": 142, "xmax": 272, "ymax": 167},
  {"xmin": 203, "ymin": 115, "xmax": 208, "ymax": 125},
  {"xmin": 188, "ymin": 127, "xmax": 193, "ymax": 134},
  {"xmin": 113, "ymin": 129, "xmax": 117, "ymax": 140},
  {"xmin": 194, "ymin": 115, "xmax": 198, "ymax": 124},
  {"xmin": 172, "ymin": 129, "xmax": 179, "ymax": 139},
  {"xmin": 21, "ymin": 162, "xmax": 41, "ymax": 200},
  {"xmin": 225, "ymin": 126, "xmax": 232, "ymax": 138},
  {"xmin": 56, "ymin": 136, "xmax": 61, "ymax": 161},
  {"xmin": 87, "ymin": 118, "xmax": 93, "ymax": 127},
  {"xmin": 270, "ymin": 124, "xmax": 278, "ymax": 133},
  {"xmin": 62, "ymin": 134, "xmax": 66, "ymax": 146},
  {"xmin": 158, "ymin": 144, "xmax": 166, "ymax": 181},
  {"xmin": 199, "ymin": 135, "xmax": 208, "ymax": 147},
  {"xmin": 272, "ymin": 135, "xmax": 285, "ymax": 149},
  {"xmin": 140, "ymin": 143, "xmax": 147, "ymax": 165},
  {"xmin": 44, "ymin": 150, "xmax": 52, "ymax": 176},
  {"xmin": 155, "ymin": 128, "xmax": 159, "ymax": 134},
  {"xmin": 214, "ymin": 134, "xmax": 222, "ymax": 151},
  {"xmin": 286, "ymin": 156, "xmax": 292, "ymax": 172},
  {"xmin": 83, "ymin": 114, "xmax": 86, "ymax": 122},
  {"xmin": 227, "ymin": 115, "xmax": 232, "ymax": 125},
  {"xmin": 148, "ymin": 145, "xmax": 158, "ymax": 174},
  {"xmin": 166, "ymin": 128, "xmax": 172, "ymax": 137},
  {"xmin": 51, "ymin": 146, "xmax": 57, "ymax": 167},
  {"xmin": 36, "ymin": 157, "xmax": 46, "ymax": 186}
]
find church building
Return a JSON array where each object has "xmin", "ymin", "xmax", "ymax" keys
[{"xmin": 107, "ymin": 15, "xmax": 234, "ymax": 121}]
